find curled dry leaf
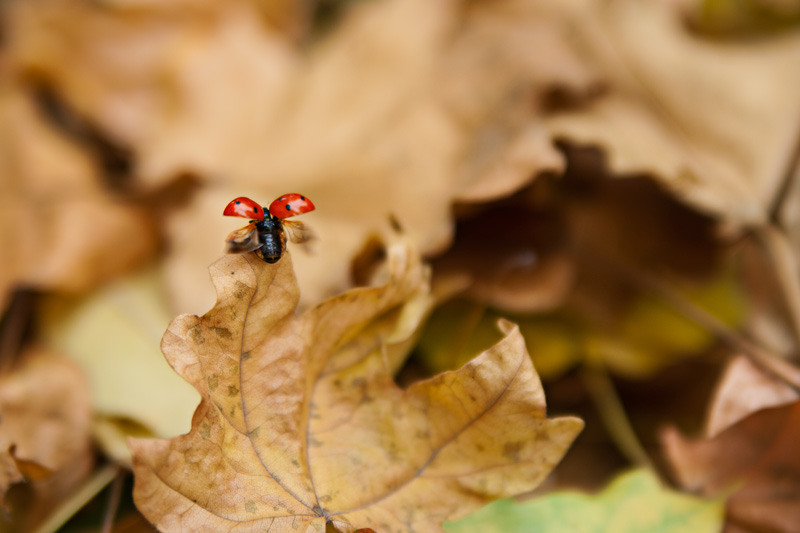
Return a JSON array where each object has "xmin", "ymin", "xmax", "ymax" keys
[
  {"xmin": 663, "ymin": 402, "xmax": 800, "ymax": 533},
  {"xmin": 663, "ymin": 357, "xmax": 800, "ymax": 533},
  {"xmin": 130, "ymin": 244, "xmax": 583, "ymax": 532},
  {"xmin": 0, "ymin": 348, "xmax": 92, "ymax": 520},
  {"xmin": 427, "ymin": 160, "xmax": 742, "ymax": 380},
  {"xmin": 432, "ymin": 202, "xmax": 575, "ymax": 314},
  {"xmin": 662, "ymin": 344, "xmax": 800, "ymax": 533},
  {"xmin": 545, "ymin": 0, "xmax": 800, "ymax": 225},
  {"xmin": 434, "ymin": 144, "xmax": 727, "ymax": 321},
  {"xmin": 704, "ymin": 355, "xmax": 799, "ymax": 438}
]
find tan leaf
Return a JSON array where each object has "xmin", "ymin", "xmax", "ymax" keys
[
  {"xmin": 0, "ymin": 348, "xmax": 93, "ymax": 512},
  {"xmin": 662, "ymin": 402, "xmax": 800, "ymax": 533},
  {"xmin": 0, "ymin": 80, "xmax": 157, "ymax": 309},
  {"xmin": 704, "ymin": 355, "xmax": 799, "ymax": 438},
  {"xmin": 6, "ymin": 0, "xmax": 597, "ymax": 310},
  {"xmin": 546, "ymin": 0, "xmax": 800, "ymax": 225},
  {"xmin": 130, "ymin": 244, "xmax": 583, "ymax": 532}
]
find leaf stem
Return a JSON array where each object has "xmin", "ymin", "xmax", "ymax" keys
[
  {"xmin": 756, "ymin": 224, "xmax": 800, "ymax": 353},
  {"xmin": 0, "ymin": 290, "xmax": 36, "ymax": 376},
  {"xmin": 101, "ymin": 466, "xmax": 126, "ymax": 533},
  {"xmin": 579, "ymin": 363, "xmax": 656, "ymax": 474},
  {"xmin": 33, "ymin": 463, "xmax": 118, "ymax": 533},
  {"xmin": 623, "ymin": 259, "xmax": 800, "ymax": 395}
]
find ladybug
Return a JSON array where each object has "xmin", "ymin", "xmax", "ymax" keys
[{"xmin": 222, "ymin": 194, "xmax": 315, "ymax": 263}]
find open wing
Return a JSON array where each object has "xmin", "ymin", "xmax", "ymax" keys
[
  {"xmin": 282, "ymin": 220, "xmax": 315, "ymax": 245},
  {"xmin": 225, "ymin": 222, "xmax": 261, "ymax": 254}
]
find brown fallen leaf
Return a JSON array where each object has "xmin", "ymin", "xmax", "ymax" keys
[
  {"xmin": 435, "ymin": 143, "xmax": 725, "ymax": 319},
  {"xmin": 433, "ymin": 200, "xmax": 575, "ymax": 314},
  {"xmin": 428, "ymin": 146, "xmax": 738, "ymax": 384},
  {"xmin": 130, "ymin": 243, "xmax": 583, "ymax": 532},
  {"xmin": 663, "ymin": 401, "xmax": 800, "ymax": 533},
  {"xmin": 545, "ymin": 0, "xmax": 800, "ymax": 225},
  {"xmin": 0, "ymin": 347, "xmax": 93, "ymax": 529},
  {"xmin": 0, "ymin": 78, "xmax": 157, "ymax": 311},
  {"xmin": 6, "ymin": 0, "xmax": 597, "ymax": 312},
  {"xmin": 704, "ymin": 354, "xmax": 799, "ymax": 438}
]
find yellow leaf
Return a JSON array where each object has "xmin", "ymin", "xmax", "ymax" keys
[{"xmin": 39, "ymin": 264, "xmax": 200, "ymax": 461}]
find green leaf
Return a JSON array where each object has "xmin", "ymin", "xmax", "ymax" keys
[{"xmin": 445, "ymin": 469, "xmax": 724, "ymax": 533}]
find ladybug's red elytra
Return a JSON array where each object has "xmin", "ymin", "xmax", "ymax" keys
[
  {"xmin": 223, "ymin": 194, "xmax": 315, "ymax": 263},
  {"xmin": 268, "ymin": 194, "xmax": 315, "ymax": 219}
]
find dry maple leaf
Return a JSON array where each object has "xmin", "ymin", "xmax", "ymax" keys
[
  {"xmin": 662, "ymin": 355, "xmax": 800, "ymax": 533},
  {"xmin": 0, "ymin": 347, "xmax": 93, "ymax": 529},
  {"xmin": 663, "ymin": 402, "xmax": 800, "ymax": 533},
  {"xmin": 0, "ymin": 79, "xmax": 156, "ymax": 311},
  {"xmin": 545, "ymin": 0, "xmax": 800, "ymax": 225},
  {"xmin": 703, "ymin": 354, "xmax": 799, "ymax": 438},
  {"xmin": 130, "ymin": 244, "xmax": 583, "ymax": 532}
]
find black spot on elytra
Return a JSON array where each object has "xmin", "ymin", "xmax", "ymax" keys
[
  {"xmin": 235, "ymin": 200, "xmax": 241, "ymax": 204},
  {"xmin": 286, "ymin": 204, "xmax": 292, "ymax": 210},
  {"xmin": 300, "ymin": 196, "xmax": 305, "ymax": 200}
]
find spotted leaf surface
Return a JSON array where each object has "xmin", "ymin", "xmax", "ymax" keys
[{"xmin": 130, "ymin": 244, "xmax": 582, "ymax": 532}]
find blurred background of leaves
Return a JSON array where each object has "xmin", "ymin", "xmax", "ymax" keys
[{"xmin": 1, "ymin": 0, "xmax": 800, "ymax": 531}]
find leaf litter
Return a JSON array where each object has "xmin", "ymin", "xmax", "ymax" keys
[
  {"xmin": 0, "ymin": 0, "xmax": 800, "ymax": 531},
  {"xmin": 0, "ymin": 347, "xmax": 94, "ymax": 531},
  {"xmin": 662, "ymin": 351, "xmax": 800, "ymax": 533}
]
